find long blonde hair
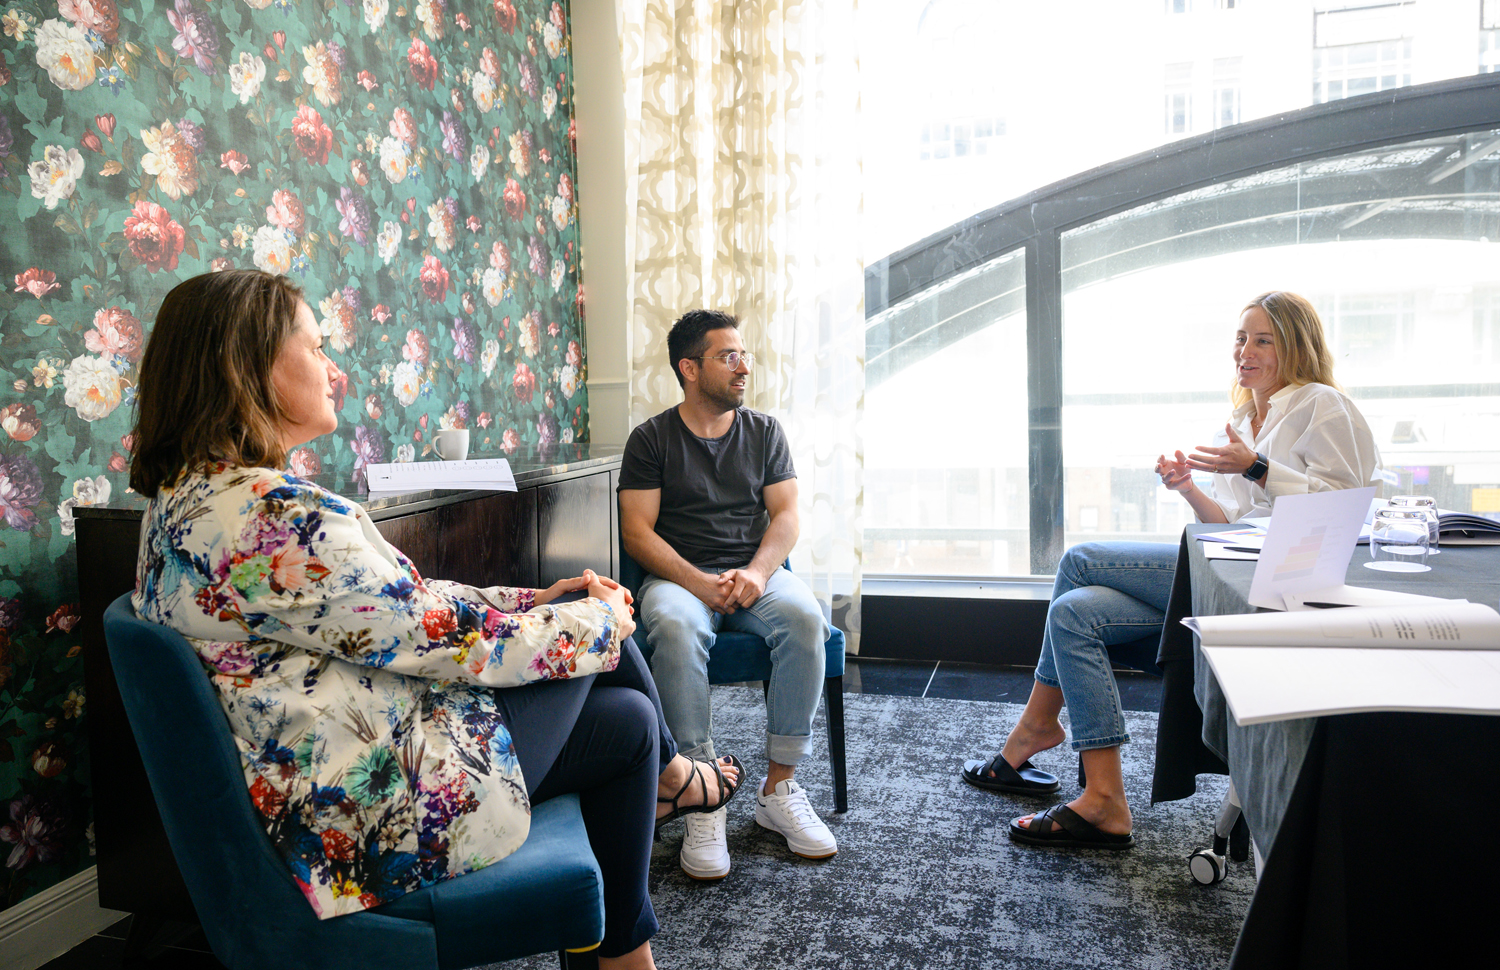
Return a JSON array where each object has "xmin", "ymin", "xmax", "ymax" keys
[{"xmin": 1230, "ymin": 291, "xmax": 1340, "ymax": 410}]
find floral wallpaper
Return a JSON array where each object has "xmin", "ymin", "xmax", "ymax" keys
[{"xmin": 0, "ymin": 0, "xmax": 590, "ymax": 909}]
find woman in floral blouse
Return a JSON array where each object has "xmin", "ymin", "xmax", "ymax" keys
[{"xmin": 129, "ymin": 270, "xmax": 740, "ymax": 970}]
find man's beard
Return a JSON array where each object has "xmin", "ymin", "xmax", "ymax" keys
[{"xmin": 701, "ymin": 380, "xmax": 744, "ymax": 413}]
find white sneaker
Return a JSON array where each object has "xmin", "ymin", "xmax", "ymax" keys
[
  {"xmin": 754, "ymin": 778, "xmax": 837, "ymax": 859},
  {"xmin": 679, "ymin": 807, "xmax": 730, "ymax": 880}
]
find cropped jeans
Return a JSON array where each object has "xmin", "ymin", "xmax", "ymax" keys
[
  {"xmin": 638, "ymin": 567, "xmax": 829, "ymax": 767},
  {"xmin": 1034, "ymin": 541, "xmax": 1178, "ymax": 751}
]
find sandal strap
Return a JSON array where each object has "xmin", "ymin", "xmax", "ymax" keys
[
  {"xmin": 657, "ymin": 756, "xmax": 740, "ymax": 813},
  {"xmin": 981, "ymin": 752, "xmax": 1023, "ymax": 783},
  {"xmin": 658, "ymin": 761, "xmax": 699, "ymax": 811},
  {"xmin": 1034, "ymin": 804, "xmax": 1090, "ymax": 839}
]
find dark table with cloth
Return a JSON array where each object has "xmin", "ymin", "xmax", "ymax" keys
[{"xmin": 1151, "ymin": 524, "xmax": 1500, "ymax": 969}]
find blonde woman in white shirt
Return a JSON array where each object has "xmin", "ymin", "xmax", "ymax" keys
[{"xmin": 961, "ymin": 291, "xmax": 1378, "ymax": 850}]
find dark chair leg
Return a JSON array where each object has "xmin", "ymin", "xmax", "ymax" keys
[
  {"xmin": 560, "ymin": 948, "xmax": 601, "ymax": 969},
  {"xmin": 1077, "ymin": 754, "xmax": 1087, "ymax": 790},
  {"xmin": 121, "ymin": 913, "xmax": 201, "ymax": 968},
  {"xmin": 825, "ymin": 676, "xmax": 848, "ymax": 814},
  {"xmin": 121, "ymin": 913, "xmax": 165, "ymax": 969},
  {"xmin": 762, "ymin": 680, "xmax": 769, "ymax": 700}
]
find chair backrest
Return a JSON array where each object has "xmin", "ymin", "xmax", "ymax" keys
[{"xmin": 102, "ymin": 595, "xmax": 439, "ymax": 969}]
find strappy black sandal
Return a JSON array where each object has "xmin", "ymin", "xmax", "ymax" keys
[
  {"xmin": 961, "ymin": 752, "xmax": 1061, "ymax": 796},
  {"xmin": 656, "ymin": 754, "xmax": 744, "ymax": 830}
]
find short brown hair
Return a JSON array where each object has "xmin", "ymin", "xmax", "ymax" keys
[
  {"xmin": 129, "ymin": 270, "xmax": 305, "ymax": 497},
  {"xmin": 667, "ymin": 309, "xmax": 739, "ymax": 388},
  {"xmin": 1230, "ymin": 291, "xmax": 1341, "ymax": 410}
]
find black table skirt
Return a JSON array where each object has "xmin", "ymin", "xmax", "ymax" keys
[
  {"xmin": 1151, "ymin": 529, "xmax": 1228, "ymax": 803},
  {"xmin": 1231, "ymin": 711, "xmax": 1500, "ymax": 969}
]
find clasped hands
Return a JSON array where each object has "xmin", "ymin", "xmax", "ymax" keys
[
  {"xmin": 692, "ymin": 566, "xmax": 769, "ymax": 615},
  {"xmin": 536, "ymin": 569, "xmax": 636, "ymax": 639},
  {"xmin": 1156, "ymin": 423, "xmax": 1257, "ymax": 492}
]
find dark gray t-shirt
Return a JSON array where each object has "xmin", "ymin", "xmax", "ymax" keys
[{"xmin": 618, "ymin": 406, "xmax": 796, "ymax": 571}]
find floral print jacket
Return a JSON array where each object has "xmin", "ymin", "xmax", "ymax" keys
[{"xmin": 132, "ymin": 464, "xmax": 621, "ymax": 919}]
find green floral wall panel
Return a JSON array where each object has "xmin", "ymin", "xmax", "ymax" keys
[{"xmin": 0, "ymin": 0, "xmax": 589, "ymax": 908}]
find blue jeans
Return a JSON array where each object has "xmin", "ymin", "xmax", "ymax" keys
[
  {"xmin": 638, "ymin": 568, "xmax": 829, "ymax": 767},
  {"xmin": 1034, "ymin": 542, "xmax": 1177, "ymax": 751}
]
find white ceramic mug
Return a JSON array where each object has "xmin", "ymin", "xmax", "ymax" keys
[{"xmin": 433, "ymin": 428, "xmax": 470, "ymax": 462}]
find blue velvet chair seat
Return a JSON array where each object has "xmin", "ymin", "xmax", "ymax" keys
[{"xmin": 102, "ymin": 593, "xmax": 604, "ymax": 970}]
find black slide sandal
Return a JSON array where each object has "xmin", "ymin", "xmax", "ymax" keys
[
  {"xmin": 961, "ymin": 753, "xmax": 1061, "ymax": 796},
  {"xmin": 1008, "ymin": 804, "xmax": 1134, "ymax": 850}
]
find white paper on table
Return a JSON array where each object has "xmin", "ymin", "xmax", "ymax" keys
[
  {"xmin": 1247, "ymin": 487, "xmax": 1375, "ymax": 610},
  {"xmin": 1183, "ymin": 601, "xmax": 1500, "ymax": 648},
  {"xmin": 364, "ymin": 458, "xmax": 518, "ymax": 493},
  {"xmin": 1202, "ymin": 645, "xmax": 1500, "ymax": 724},
  {"xmin": 1280, "ymin": 585, "xmax": 1459, "ymax": 611},
  {"xmin": 1204, "ymin": 544, "xmax": 1261, "ymax": 561},
  {"xmin": 1193, "ymin": 526, "xmax": 1267, "ymax": 546}
]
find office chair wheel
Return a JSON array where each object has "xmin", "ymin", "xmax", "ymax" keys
[{"xmin": 1188, "ymin": 848, "xmax": 1227, "ymax": 886}]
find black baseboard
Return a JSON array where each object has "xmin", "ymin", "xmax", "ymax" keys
[{"xmin": 859, "ymin": 595, "xmax": 1047, "ymax": 665}]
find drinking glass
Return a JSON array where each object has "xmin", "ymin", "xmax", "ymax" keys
[
  {"xmin": 1388, "ymin": 495, "xmax": 1440, "ymax": 554},
  {"xmin": 1366, "ymin": 507, "xmax": 1431, "ymax": 572}
]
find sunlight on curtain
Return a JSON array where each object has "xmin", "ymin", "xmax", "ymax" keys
[{"xmin": 618, "ymin": 0, "xmax": 865, "ymax": 648}]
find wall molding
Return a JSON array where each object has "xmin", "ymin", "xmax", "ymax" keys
[{"xmin": 1, "ymin": 867, "xmax": 126, "ymax": 970}]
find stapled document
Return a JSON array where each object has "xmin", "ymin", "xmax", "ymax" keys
[{"xmin": 364, "ymin": 457, "xmax": 517, "ymax": 494}]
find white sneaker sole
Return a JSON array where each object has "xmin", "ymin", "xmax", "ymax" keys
[
  {"xmin": 679, "ymin": 854, "xmax": 730, "ymax": 880},
  {"xmin": 754, "ymin": 813, "xmax": 838, "ymax": 860}
]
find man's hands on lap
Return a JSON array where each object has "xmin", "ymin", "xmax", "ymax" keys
[
  {"xmin": 686, "ymin": 570, "xmax": 738, "ymax": 614},
  {"xmin": 719, "ymin": 566, "xmax": 769, "ymax": 611}
]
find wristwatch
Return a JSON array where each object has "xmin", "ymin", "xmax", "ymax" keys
[{"xmin": 1243, "ymin": 452, "xmax": 1269, "ymax": 482}]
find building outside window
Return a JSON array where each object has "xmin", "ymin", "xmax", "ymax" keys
[
  {"xmin": 1482, "ymin": 0, "xmax": 1500, "ymax": 73},
  {"xmin": 1213, "ymin": 57, "xmax": 1242, "ymax": 128},
  {"xmin": 1165, "ymin": 62, "xmax": 1194, "ymax": 135},
  {"xmin": 1313, "ymin": 2, "xmax": 1414, "ymax": 103}
]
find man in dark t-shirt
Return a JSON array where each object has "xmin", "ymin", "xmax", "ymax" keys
[{"xmin": 619, "ymin": 309, "xmax": 837, "ymax": 881}]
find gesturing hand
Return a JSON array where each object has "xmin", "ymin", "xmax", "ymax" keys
[
  {"xmin": 1185, "ymin": 423, "xmax": 1257, "ymax": 477},
  {"xmin": 1155, "ymin": 451, "xmax": 1196, "ymax": 494}
]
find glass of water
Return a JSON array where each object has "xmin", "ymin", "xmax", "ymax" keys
[
  {"xmin": 1388, "ymin": 495, "xmax": 1440, "ymax": 554},
  {"xmin": 1367, "ymin": 507, "xmax": 1432, "ymax": 572}
]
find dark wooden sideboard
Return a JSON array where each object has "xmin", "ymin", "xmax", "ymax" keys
[{"xmin": 74, "ymin": 447, "xmax": 622, "ymax": 928}]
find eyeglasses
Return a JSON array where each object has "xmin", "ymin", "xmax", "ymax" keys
[{"xmin": 693, "ymin": 351, "xmax": 755, "ymax": 369}]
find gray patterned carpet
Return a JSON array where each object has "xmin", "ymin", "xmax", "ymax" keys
[{"xmin": 497, "ymin": 687, "xmax": 1254, "ymax": 970}]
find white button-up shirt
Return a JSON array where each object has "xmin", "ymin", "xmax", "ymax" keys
[{"xmin": 1206, "ymin": 382, "xmax": 1380, "ymax": 523}]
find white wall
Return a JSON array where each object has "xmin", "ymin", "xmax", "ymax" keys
[{"xmin": 572, "ymin": 0, "xmax": 633, "ymax": 444}]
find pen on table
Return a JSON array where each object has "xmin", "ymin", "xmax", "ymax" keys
[
  {"xmin": 1225, "ymin": 546, "xmax": 1261, "ymax": 554},
  {"xmin": 1302, "ymin": 602, "xmax": 1354, "ymax": 609}
]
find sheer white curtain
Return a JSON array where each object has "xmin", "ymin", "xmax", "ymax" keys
[{"xmin": 617, "ymin": 0, "xmax": 865, "ymax": 648}]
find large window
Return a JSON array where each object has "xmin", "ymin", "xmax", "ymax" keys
[
  {"xmin": 864, "ymin": 252, "xmax": 1029, "ymax": 576},
  {"xmin": 861, "ymin": 1, "xmax": 1500, "ymax": 578}
]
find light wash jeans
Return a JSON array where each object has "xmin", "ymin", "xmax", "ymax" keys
[
  {"xmin": 1034, "ymin": 541, "xmax": 1178, "ymax": 751},
  {"xmin": 637, "ymin": 568, "xmax": 829, "ymax": 767}
]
